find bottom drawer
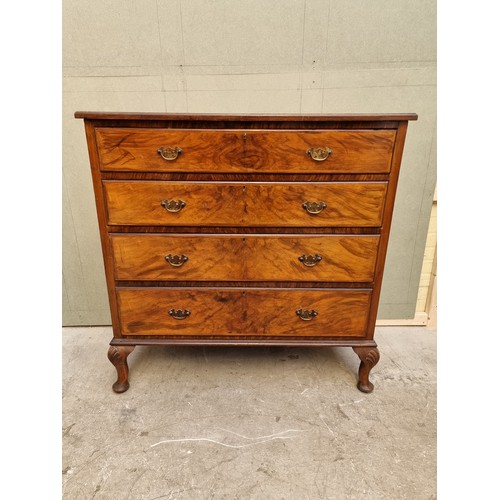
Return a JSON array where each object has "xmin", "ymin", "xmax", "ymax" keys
[{"xmin": 117, "ymin": 288, "xmax": 371, "ymax": 338}]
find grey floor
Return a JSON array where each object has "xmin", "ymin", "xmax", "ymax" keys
[{"xmin": 62, "ymin": 326, "xmax": 436, "ymax": 500}]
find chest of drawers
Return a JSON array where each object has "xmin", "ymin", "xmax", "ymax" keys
[{"xmin": 75, "ymin": 112, "xmax": 417, "ymax": 393}]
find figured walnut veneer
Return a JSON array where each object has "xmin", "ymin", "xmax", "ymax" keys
[
  {"xmin": 111, "ymin": 234, "xmax": 379, "ymax": 282},
  {"xmin": 103, "ymin": 181, "xmax": 387, "ymax": 227},
  {"xmin": 76, "ymin": 112, "xmax": 417, "ymax": 393},
  {"xmin": 117, "ymin": 287, "xmax": 372, "ymax": 337},
  {"xmin": 96, "ymin": 128, "xmax": 396, "ymax": 173}
]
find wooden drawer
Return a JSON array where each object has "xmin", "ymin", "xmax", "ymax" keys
[
  {"xmin": 117, "ymin": 287, "xmax": 371, "ymax": 337},
  {"xmin": 96, "ymin": 128, "xmax": 396, "ymax": 173},
  {"xmin": 104, "ymin": 181, "xmax": 387, "ymax": 227},
  {"xmin": 111, "ymin": 234, "xmax": 379, "ymax": 282}
]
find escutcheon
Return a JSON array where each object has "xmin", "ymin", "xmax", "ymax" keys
[
  {"xmin": 296, "ymin": 308, "xmax": 318, "ymax": 321},
  {"xmin": 165, "ymin": 254, "xmax": 189, "ymax": 267},
  {"xmin": 157, "ymin": 146, "xmax": 183, "ymax": 161},
  {"xmin": 169, "ymin": 308, "xmax": 191, "ymax": 320},
  {"xmin": 160, "ymin": 199, "xmax": 186, "ymax": 213},
  {"xmin": 306, "ymin": 147, "xmax": 332, "ymax": 161},
  {"xmin": 298, "ymin": 254, "xmax": 322, "ymax": 267},
  {"xmin": 302, "ymin": 201, "xmax": 327, "ymax": 215}
]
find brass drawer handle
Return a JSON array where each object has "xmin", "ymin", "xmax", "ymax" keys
[
  {"xmin": 302, "ymin": 201, "xmax": 327, "ymax": 215},
  {"xmin": 169, "ymin": 308, "xmax": 190, "ymax": 320},
  {"xmin": 157, "ymin": 146, "xmax": 183, "ymax": 161},
  {"xmin": 296, "ymin": 309, "xmax": 318, "ymax": 321},
  {"xmin": 307, "ymin": 147, "xmax": 332, "ymax": 161},
  {"xmin": 298, "ymin": 254, "xmax": 322, "ymax": 267},
  {"xmin": 160, "ymin": 199, "xmax": 186, "ymax": 213},
  {"xmin": 165, "ymin": 254, "xmax": 189, "ymax": 267}
]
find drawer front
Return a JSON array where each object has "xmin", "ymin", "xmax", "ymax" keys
[
  {"xmin": 117, "ymin": 288, "xmax": 371, "ymax": 337},
  {"xmin": 104, "ymin": 181, "xmax": 387, "ymax": 227},
  {"xmin": 111, "ymin": 234, "xmax": 379, "ymax": 282},
  {"xmin": 96, "ymin": 128, "xmax": 396, "ymax": 173}
]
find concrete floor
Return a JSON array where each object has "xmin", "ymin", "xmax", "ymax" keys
[{"xmin": 62, "ymin": 326, "xmax": 436, "ymax": 500}]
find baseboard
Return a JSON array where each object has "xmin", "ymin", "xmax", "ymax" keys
[{"xmin": 376, "ymin": 312, "xmax": 428, "ymax": 326}]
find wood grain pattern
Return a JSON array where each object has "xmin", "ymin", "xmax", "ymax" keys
[
  {"xmin": 76, "ymin": 111, "xmax": 418, "ymax": 121},
  {"xmin": 83, "ymin": 122, "xmax": 123, "ymax": 338},
  {"xmin": 353, "ymin": 346, "xmax": 380, "ymax": 393},
  {"xmin": 110, "ymin": 337, "xmax": 378, "ymax": 347},
  {"xmin": 107, "ymin": 345, "xmax": 135, "ymax": 393},
  {"xmin": 96, "ymin": 128, "xmax": 396, "ymax": 173},
  {"xmin": 87, "ymin": 119, "xmax": 405, "ymax": 132},
  {"xmin": 75, "ymin": 112, "xmax": 416, "ymax": 392},
  {"xmin": 100, "ymin": 172, "xmax": 390, "ymax": 182},
  {"xmin": 115, "ymin": 280, "xmax": 373, "ymax": 289},
  {"xmin": 365, "ymin": 121, "xmax": 409, "ymax": 340},
  {"xmin": 117, "ymin": 287, "xmax": 372, "ymax": 337},
  {"xmin": 108, "ymin": 226, "xmax": 381, "ymax": 235},
  {"xmin": 111, "ymin": 234, "xmax": 379, "ymax": 282},
  {"xmin": 103, "ymin": 181, "xmax": 387, "ymax": 227}
]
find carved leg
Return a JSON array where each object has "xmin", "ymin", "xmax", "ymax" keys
[
  {"xmin": 107, "ymin": 346, "xmax": 135, "ymax": 393},
  {"xmin": 352, "ymin": 346, "xmax": 380, "ymax": 393}
]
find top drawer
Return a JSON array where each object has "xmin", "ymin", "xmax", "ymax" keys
[{"xmin": 95, "ymin": 128, "xmax": 396, "ymax": 174}]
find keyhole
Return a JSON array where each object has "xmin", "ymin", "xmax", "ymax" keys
[{"xmin": 243, "ymin": 132, "xmax": 247, "ymax": 141}]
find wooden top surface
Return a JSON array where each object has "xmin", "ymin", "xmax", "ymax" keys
[{"xmin": 74, "ymin": 111, "xmax": 418, "ymax": 122}]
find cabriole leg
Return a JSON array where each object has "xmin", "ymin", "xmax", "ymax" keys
[
  {"xmin": 352, "ymin": 346, "xmax": 380, "ymax": 393},
  {"xmin": 107, "ymin": 345, "xmax": 135, "ymax": 393}
]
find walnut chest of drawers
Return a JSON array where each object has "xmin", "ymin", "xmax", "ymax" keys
[{"xmin": 75, "ymin": 112, "xmax": 417, "ymax": 393}]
